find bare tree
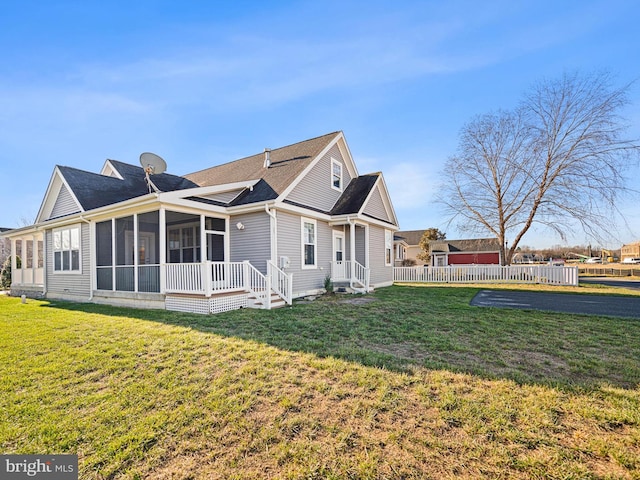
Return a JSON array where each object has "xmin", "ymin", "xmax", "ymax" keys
[{"xmin": 439, "ymin": 72, "xmax": 639, "ymax": 265}]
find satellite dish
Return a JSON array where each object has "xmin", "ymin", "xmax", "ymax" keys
[
  {"xmin": 140, "ymin": 152, "xmax": 167, "ymax": 175},
  {"xmin": 139, "ymin": 152, "xmax": 166, "ymax": 193}
]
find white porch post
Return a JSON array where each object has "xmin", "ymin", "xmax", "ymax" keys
[
  {"xmin": 32, "ymin": 233, "xmax": 38, "ymax": 278},
  {"xmin": 111, "ymin": 218, "xmax": 116, "ymax": 291},
  {"xmin": 89, "ymin": 222, "xmax": 95, "ymax": 298},
  {"xmin": 200, "ymin": 215, "xmax": 211, "ymax": 297},
  {"xmin": 350, "ymin": 222, "xmax": 356, "ymax": 282},
  {"xmin": 10, "ymin": 239, "xmax": 16, "ymax": 283},
  {"xmin": 364, "ymin": 224, "xmax": 369, "ymax": 269},
  {"xmin": 159, "ymin": 207, "xmax": 166, "ymax": 294},
  {"xmin": 40, "ymin": 232, "xmax": 46, "ymax": 292},
  {"xmin": 133, "ymin": 213, "xmax": 139, "ymax": 293}
]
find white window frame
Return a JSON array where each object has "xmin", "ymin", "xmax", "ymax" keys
[
  {"xmin": 385, "ymin": 230, "xmax": 393, "ymax": 266},
  {"xmin": 53, "ymin": 224, "xmax": 82, "ymax": 274},
  {"xmin": 301, "ymin": 217, "xmax": 317, "ymax": 269},
  {"xmin": 331, "ymin": 158, "xmax": 343, "ymax": 192}
]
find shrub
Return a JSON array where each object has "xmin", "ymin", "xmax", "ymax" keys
[
  {"xmin": 0, "ymin": 256, "xmax": 13, "ymax": 289},
  {"xmin": 323, "ymin": 275, "xmax": 334, "ymax": 294}
]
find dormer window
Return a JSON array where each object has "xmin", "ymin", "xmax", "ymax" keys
[{"xmin": 331, "ymin": 158, "xmax": 343, "ymax": 191}]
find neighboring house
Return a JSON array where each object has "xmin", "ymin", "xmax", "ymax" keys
[
  {"xmin": 429, "ymin": 238, "xmax": 501, "ymax": 266},
  {"xmin": 393, "ymin": 235, "xmax": 409, "ymax": 266},
  {"xmin": 1, "ymin": 132, "xmax": 399, "ymax": 314},
  {"xmin": 393, "ymin": 230, "xmax": 428, "ymax": 265},
  {"xmin": 621, "ymin": 241, "xmax": 640, "ymax": 261}
]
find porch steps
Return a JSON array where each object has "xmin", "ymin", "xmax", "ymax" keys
[
  {"xmin": 332, "ymin": 280, "xmax": 367, "ymax": 294},
  {"xmin": 248, "ymin": 291, "xmax": 287, "ymax": 310}
]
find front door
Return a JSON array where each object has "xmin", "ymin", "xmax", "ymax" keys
[{"xmin": 333, "ymin": 231, "xmax": 346, "ymax": 279}]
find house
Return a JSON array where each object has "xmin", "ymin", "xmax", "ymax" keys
[
  {"xmin": 1, "ymin": 132, "xmax": 399, "ymax": 314},
  {"xmin": 429, "ymin": 238, "xmax": 501, "ymax": 266},
  {"xmin": 392, "ymin": 230, "xmax": 428, "ymax": 265},
  {"xmin": 621, "ymin": 241, "xmax": 640, "ymax": 262}
]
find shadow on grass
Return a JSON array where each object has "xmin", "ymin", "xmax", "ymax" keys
[{"xmin": 41, "ymin": 285, "xmax": 640, "ymax": 390}]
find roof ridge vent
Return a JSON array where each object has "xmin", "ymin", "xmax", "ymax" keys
[{"xmin": 264, "ymin": 148, "xmax": 271, "ymax": 168}]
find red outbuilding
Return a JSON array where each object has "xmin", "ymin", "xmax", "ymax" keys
[{"xmin": 429, "ymin": 238, "xmax": 501, "ymax": 266}]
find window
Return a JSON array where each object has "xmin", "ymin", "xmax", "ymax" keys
[
  {"xmin": 331, "ymin": 158, "xmax": 343, "ymax": 191},
  {"xmin": 53, "ymin": 225, "xmax": 81, "ymax": 272},
  {"xmin": 168, "ymin": 225, "xmax": 201, "ymax": 263},
  {"xmin": 385, "ymin": 230, "xmax": 393, "ymax": 266},
  {"xmin": 302, "ymin": 218, "xmax": 317, "ymax": 268}
]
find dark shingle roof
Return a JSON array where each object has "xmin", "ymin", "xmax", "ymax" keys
[
  {"xmin": 394, "ymin": 230, "xmax": 428, "ymax": 245},
  {"xmin": 330, "ymin": 173, "xmax": 379, "ymax": 215},
  {"xmin": 430, "ymin": 238, "xmax": 500, "ymax": 253},
  {"xmin": 58, "ymin": 162, "xmax": 197, "ymax": 211},
  {"xmin": 185, "ymin": 132, "xmax": 341, "ymax": 204},
  {"xmin": 54, "ymin": 132, "xmax": 388, "ymax": 223}
]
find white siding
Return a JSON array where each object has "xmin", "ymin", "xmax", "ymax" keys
[
  {"xmin": 355, "ymin": 226, "xmax": 366, "ymax": 265},
  {"xmin": 202, "ymin": 189, "xmax": 244, "ymax": 204},
  {"xmin": 229, "ymin": 212, "xmax": 271, "ymax": 274},
  {"xmin": 45, "ymin": 223, "xmax": 91, "ymax": 300},
  {"xmin": 368, "ymin": 225, "xmax": 393, "ymax": 286},
  {"xmin": 276, "ymin": 211, "xmax": 332, "ymax": 297},
  {"xmin": 363, "ymin": 185, "xmax": 391, "ymax": 223},
  {"xmin": 286, "ymin": 145, "xmax": 353, "ymax": 212},
  {"xmin": 49, "ymin": 184, "xmax": 80, "ymax": 220}
]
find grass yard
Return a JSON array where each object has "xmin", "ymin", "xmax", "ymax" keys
[{"xmin": 1, "ymin": 285, "xmax": 639, "ymax": 479}]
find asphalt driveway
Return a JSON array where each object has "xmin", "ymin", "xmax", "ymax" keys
[
  {"xmin": 578, "ymin": 277, "xmax": 640, "ymax": 290},
  {"xmin": 470, "ymin": 289, "xmax": 640, "ymax": 319}
]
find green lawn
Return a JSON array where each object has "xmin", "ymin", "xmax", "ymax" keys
[{"xmin": 1, "ymin": 285, "xmax": 639, "ymax": 479}]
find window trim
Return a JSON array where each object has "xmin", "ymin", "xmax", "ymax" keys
[
  {"xmin": 301, "ymin": 217, "xmax": 317, "ymax": 269},
  {"xmin": 331, "ymin": 158, "xmax": 343, "ymax": 192},
  {"xmin": 385, "ymin": 230, "xmax": 393, "ymax": 266},
  {"xmin": 52, "ymin": 224, "xmax": 82, "ymax": 274}
]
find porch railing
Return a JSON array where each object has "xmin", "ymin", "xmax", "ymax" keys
[
  {"xmin": 268, "ymin": 261, "xmax": 293, "ymax": 305},
  {"xmin": 206, "ymin": 262, "xmax": 246, "ymax": 296},
  {"xmin": 331, "ymin": 260, "xmax": 370, "ymax": 292},
  {"xmin": 12, "ymin": 267, "xmax": 44, "ymax": 286},
  {"xmin": 165, "ymin": 262, "xmax": 249, "ymax": 295},
  {"xmin": 245, "ymin": 262, "xmax": 269, "ymax": 308},
  {"xmin": 164, "ymin": 263, "xmax": 203, "ymax": 294},
  {"xmin": 393, "ymin": 265, "xmax": 579, "ymax": 286}
]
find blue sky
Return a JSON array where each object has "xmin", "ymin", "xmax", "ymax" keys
[{"xmin": 1, "ymin": 0, "xmax": 639, "ymax": 248}]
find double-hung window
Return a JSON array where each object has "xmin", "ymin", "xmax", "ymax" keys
[
  {"xmin": 302, "ymin": 218, "xmax": 317, "ymax": 268},
  {"xmin": 331, "ymin": 158, "xmax": 343, "ymax": 191},
  {"xmin": 385, "ymin": 230, "xmax": 393, "ymax": 266},
  {"xmin": 53, "ymin": 225, "xmax": 81, "ymax": 272}
]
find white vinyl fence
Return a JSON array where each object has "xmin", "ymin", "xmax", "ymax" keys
[{"xmin": 394, "ymin": 265, "xmax": 579, "ymax": 286}]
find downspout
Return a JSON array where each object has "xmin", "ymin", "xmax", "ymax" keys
[
  {"xmin": 265, "ymin": 204, "xmax": 277, "ymax": 265},
  {"xmin": 264, "ymin": 204, "xmax": 278, "ymax": 306}
]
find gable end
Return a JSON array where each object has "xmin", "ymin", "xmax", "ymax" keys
[{"xmin": 49, "ymin": 183, "xmax": 81, "ymax": 219}]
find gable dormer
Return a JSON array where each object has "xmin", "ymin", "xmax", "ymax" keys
[{"xmin": 100, "ymin": 159, "xmax": 124, "ymax": 179}]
